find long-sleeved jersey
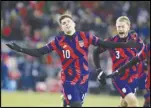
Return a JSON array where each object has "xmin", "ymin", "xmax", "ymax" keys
[
  {"xmin": 107, "ymin": 44, "xmax": 150, "ymax": 89},
  {"xmin": 94, "ymin": 33, "xmax": 143, "ymax": 83},
  {"xmin": 45, "ymin": 31, "xmax": 100, "ymax": 85},
  {"xmin": 137, "ymin": 44, "xmax": 150, "ymax": 89}
]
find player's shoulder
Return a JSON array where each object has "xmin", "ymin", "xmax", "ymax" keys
[
  {"xmin": 55, "ymin": 32, "xmax": 65, "ymax": 40},
  {"xmin": 129, "ymin": 30, "xmax": 137, "ymax": 36},
  {"xmin": 106, "ymin": 35, "xmax": 118, "ymax": 41},
  {"xmin": 78, "ymin": 31, "xmax": 89, "ymax": 33},
  {"xmin": 112, "ymin": 34, "xmax": 119, "ymax": 38},
  {"xmin": 55, "ymin": 35, "xmax": 62, "ymax": 40},
  {"xmin": 78, "ymin": 31, "xmax": 90, "ymax": 37},
  {"xmin": 129, "ymin": 30, "xmax": 139, "ymax": 39},
  {"xmin": 78, "ymin": 31, "xmax": 88, "ymax": 35}
]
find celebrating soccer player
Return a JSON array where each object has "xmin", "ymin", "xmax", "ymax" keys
[
  {"xmin": 6, "ymin": 12, "xmax": 139, "ymax": 107},
  {"xmin": 106, "ymin": 43, "xmax": 150, "ymax": 107},
  {"xmin": 93, "ymin": 16, "xmax": 144, "ymax": 107}
]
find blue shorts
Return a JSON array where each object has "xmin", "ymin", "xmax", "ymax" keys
[
  {"xmin": 62, "ymin": 80, "xmax": 88, "ymax": 105},
  {"xmin": 112, "ymin": 76, "xmax": 138, "ymax": 98},
  {"xmin": 137, "ymin": 73, "xmax": 147, "ymax": 90}
]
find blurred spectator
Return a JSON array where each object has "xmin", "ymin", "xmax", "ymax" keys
[
  {"xmin": 32, "ymin": 29, "xmax": 42, "ymax": 43},
  {"xmin": 17, "ymin": 55, "xmax": 44, "ymax": 91},
  {"xmin": 1, "ymin": 1, "xmax": 150, "ymax": 41},
  {"xmin": 1, "ymin": 59, "xmax": 9, "ymax": 90},
  {"xmin": 1, "ymin": 52, "xmax": 21, "ymax": 91}
]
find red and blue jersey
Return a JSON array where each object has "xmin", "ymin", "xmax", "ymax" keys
[
  {"xmin": 137, "ymin": 44, "xmax": 150, "ymax": 89},
  {"xmin": 99, "ymin": 33, "xmax": 144, "ymax": 83},
  {"xmin": 137, "ymin": 61, "xmax": 146, "ymax": 78},
  {"xmin": 45, "ymin": 31, "xmax": 100, "ymax": 85},
  {"xmin": 137, "ymin": 44, "xmax": 150, "ymax": 61}
]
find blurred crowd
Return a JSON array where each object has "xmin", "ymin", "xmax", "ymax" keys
[{"xmin": 1, "ymin": 1, "xmax": 150, "ymax": 94}]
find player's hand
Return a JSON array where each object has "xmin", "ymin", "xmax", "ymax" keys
[
  {"xmin": 6, "ymin": 42, "xmax": 23, "ymax": 52},
  {"xmin": 106, "ymin": 70, "xmax": 119, "ymax": 79},
  {"xmin": 97, "ymin": 69, "xmax": 107, "ymax": 85}
]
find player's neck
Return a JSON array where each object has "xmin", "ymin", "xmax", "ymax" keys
[
  {"xmin": 119, "ymin": 33, "xmax": 129, "ymax": 39},
  {"xmin": 65, "ymin": 29, "xmax": 76, "ymax": 36}
]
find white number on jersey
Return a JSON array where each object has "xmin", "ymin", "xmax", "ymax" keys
[
  {"xmin": 115, "ymin": 51, "xmax": 120, "ymax": 59},
  {"xmin": 62, "ymin": 50, "xmax": 70, "ymax": 58}
]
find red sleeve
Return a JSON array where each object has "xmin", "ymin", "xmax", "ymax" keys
[
  {"xmin": 137, "ymin": 44, "xmax": 149, "ymax": 61},
  {"xmin": 46, "ymin": 39, "xmax": 57, "ymax": 51},
  {"xmin": 87, "ymin": 32, "xmax": 100, "ymax": 46}
]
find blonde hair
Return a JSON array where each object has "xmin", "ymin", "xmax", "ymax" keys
[
  {"xmin": 58, "ymin": 11, "xmax": 73, "ymax": 24},
  {"xmin": 116, "ymin": 16, "xmax": 131, "ymax": 26}
]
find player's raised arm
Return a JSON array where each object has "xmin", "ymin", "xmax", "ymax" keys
[
  {"xmin": 106, "ymin": 44, "xmax": 150, "ymax": 78},
  {"xmin": 98, "ymin": 39, "xmax": 142, "ymax": 48},
  {"xmin": 87, "ymin": 32, "xmax": 142, "ymax": 49},
  {"xmin": 99, "ymin": 31, "xmax": 143, "ymax": 48},
  {"xmin": 6, "ymin": 40, "xmax": 55, "ymax": 57}
]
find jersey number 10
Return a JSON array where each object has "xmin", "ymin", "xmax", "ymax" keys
[{"xmin": 62, "ymin": 50, "xmax": 71, "ymax": 58}]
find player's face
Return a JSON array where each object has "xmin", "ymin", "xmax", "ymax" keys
[
  {"xmin": 116, "ymin": 21, "xmax": 130, "ymax": 38},
  {"xmin": 60, "ymin": 17, "xmax": 76, "ymax": 35}
]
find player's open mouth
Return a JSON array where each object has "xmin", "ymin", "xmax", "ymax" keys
[{"xmin": 119, "ymin": 32, "xmax": 124, "ymax": 35}]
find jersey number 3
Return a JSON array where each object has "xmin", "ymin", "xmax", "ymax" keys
[
  {"xmin": 62, "ymin": 50, "xmax": 70, "ymax": 58},
  {"xmin": 115, "ymin": 51, "xmax": 120, "ymax": 59}
]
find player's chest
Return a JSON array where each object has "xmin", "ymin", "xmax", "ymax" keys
[
  {"xmin": 109, "ymin": 48, "xmax": 137, "ymax": 60},
  {"xmin": 58, "ymin": 37, "xmax": 86, "ymax": 50},
  {"xmin": 110, "ymin": 38, "xmax": 137, "ymax": 58}
]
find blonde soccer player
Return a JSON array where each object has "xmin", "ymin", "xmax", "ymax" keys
[{"xmin": 94, "ymin": 16, "xmax": 144, "ymax": 107}]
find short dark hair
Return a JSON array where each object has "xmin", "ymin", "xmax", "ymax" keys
[{"xmin": 59, "ymin": 11, "xmax": 73, "ymax": 24}]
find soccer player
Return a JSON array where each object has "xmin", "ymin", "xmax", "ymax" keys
[
  {"xmin": 93, "ymin": 16, "xmax": 144, "ymax": 107},
  {"xmin": 106, "ymin": 43, "xmax": 150, "ymax": 107},
  {"xmin": 6, "ymin": 12, "xmax": 139, "ymax": 107}
]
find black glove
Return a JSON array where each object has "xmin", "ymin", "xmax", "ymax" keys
[
  {"xmin": 6, "ymin": 42, "xmax": 23, "ymax": 52},
  {"xmin": 106, "ymin": 70, "xmax": 119, "ymax": 79},
  {"xmin": 97, "ymin": 69, "xmax": 107, "ymax": 86}
]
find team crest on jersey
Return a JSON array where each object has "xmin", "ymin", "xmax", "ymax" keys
[{"xmin": 79, "ymin": 40, "xmax": 84, "ymax": 47}]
